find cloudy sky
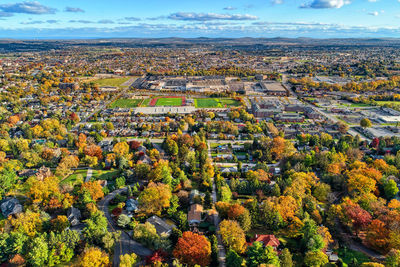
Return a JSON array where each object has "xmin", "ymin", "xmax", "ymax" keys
[{"xmin": 0, "ymin": 0, "xmax": 399, "ymax": 38}]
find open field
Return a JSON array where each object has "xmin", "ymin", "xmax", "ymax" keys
[
  {"xmin": 93, "ymin": 77, "xmax": 131, "ymax": 87},
  {"xmin": 155, "ymin": 97, "xmax": 183, "ymax": 106},
  {"xmin": 339, "ymin": 102, "xmax": 372, "ymax": 108},
  {"xmin": 110, "ymin": 98, "xmax": 142, "ymax": 108},
  {"xmin": 194, "ymin": 98, "xmax": 241, "ymax": 108},
  {"xmin": 147, "ymin": 96, "xmax": 185, "ymax": 107},
  {"xmin": 376, "ymin": 101, "xmax": 400, "ymax": 105}
]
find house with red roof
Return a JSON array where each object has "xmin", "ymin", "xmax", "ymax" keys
[{"xmin": 250, "ymin": 234, "xmax": 280, "ymax": 250}]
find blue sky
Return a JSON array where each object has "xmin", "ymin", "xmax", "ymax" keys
[{"xmin": 0, "ymin": 0, "xmax": 399, "ymax": 38}]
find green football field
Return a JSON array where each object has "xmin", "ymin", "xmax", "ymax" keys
[
  {"xmin": 155, "ymin": 97, "xmax": 182, "ymax": 106},
  {"xmin": 110, "ymin": 99, "xmax": 141, "ymax": 108},
  {"xmin": 194, "ymin": 98, "xmax": 241, "ymax": 108}
]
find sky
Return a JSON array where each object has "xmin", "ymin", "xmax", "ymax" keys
[{"xmin": 0, "ymin": 0, "xmax": 399, "ymax": 38}]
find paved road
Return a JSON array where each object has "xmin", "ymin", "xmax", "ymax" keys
[
  {"xmin": 207, "ymin": 140, "xmax": 227, "ymax": 266},
  {"xmin": 98, "ymin": 186, "xmax": 152, "ymax": 266},
  {"xmin": 212, "ymin": 181, "xmax": 226, "ymax": 267},
  {"xmin": 85, "ymin": 168, "xmax": 92, "ymax": 182}
]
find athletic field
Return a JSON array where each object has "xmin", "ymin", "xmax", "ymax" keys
[
  {"xmin": 149, "ymin": 96, "xmax": 186, "ymax": 106},
  {"xmin": 156, "ymin": 97, "xmax": 182, "ymax": 106}
]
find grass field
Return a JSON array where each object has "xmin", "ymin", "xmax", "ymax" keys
[
  {"xmin": 194, "ymin": 98, "xmax": 241, "ymax": 108},
  {"xmin": 376, "ymin": 101, "xmax": 400, "ymax": 105},
  {"xmin": 94, "ymin": 77, "xmax": 130, "ymax": 87},
  {"xmin": 110, "ymin": 99, "xmax": 141, "ymax": 108},
  {"xmin": 91, "ymin": 169, "xmax": 120, "ymax": 181},
  {"xmin": 142, "ymin": 99, "xmax": 151, "ymax": 106},
  {"xmin": 61, "ymin": 169, "xmax": 87, "ymax": 185},
  {"xmin": 155, "ymin": 97, "xmax": 182, "ymax": 106},
  {"xmin": 337, "ymin": 247, "xmax": 370, "ymax": 265},
  {"xmin": 339, "ymin": 103, "xmax": 371, "ymax": 108}
]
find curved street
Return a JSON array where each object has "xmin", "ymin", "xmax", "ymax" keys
[{"xmin": 98, "ymin": 185, "xmax": 152, "ymax": 266}]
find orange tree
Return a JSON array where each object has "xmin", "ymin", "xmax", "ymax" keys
[{"xmin": 173, "ymin": 231, "xmax": 211, "ymax": 266}]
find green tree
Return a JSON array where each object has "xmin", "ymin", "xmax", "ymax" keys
[
  {"xmin": 117, "ymin": 214, "xmax": 131, "ymax": 228},
  {"xmin": 360, "ymin": 118, "xmax": 372, "ymax": 128},
  {"xmin": 386, "ymin": 249, "xmax": 400, "ymax": 267},
  {"xmin": 384, "ymin": 179, "xmax": 399, "ymax": 199},
  {"xmin": 102, "ymin": 231, "xmax": 121, "ymax": 253},
  {"xmin": 279, "ymin": 248, "xmax": 293, "ymax": 267},
  {"xmin": 301, "ymin": 220, "xmax": 325, "ymax": 252},
  {"xmin": 247, "ymin": 242, "xmax": 280, "ymax": 267},
  {"xmin": 27, "ymin": 234, "xmax": 49, "ymax": 267},
  {"xmin": 120, "ymin": 253, "xmax": 138, "ymax": 267},
  {"xmin": 0, "ymin": 169, "xmax": 17, "ymax": 200},
  {"xmin": 115, "ymin": 176, "xmax": 126, "ymax": 189},
  {"xmin": 82, "ymin": 211, "xmax": 108, "ymax": 245},
  {"xmin": 226, "ymin": 249, "xmax": 245, "ymax": 267},
  {"xmin": 219, "ymin": 185, "xmax": 232, "ymax": 202},
  {"xmin": 303, "ymin": 251, "xmax": 328, "ymax": 267}
]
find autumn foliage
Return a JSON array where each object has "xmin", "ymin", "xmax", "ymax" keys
[{"xmin": 173, "ymin": 231, "xmax": 211, "ymax": 267}]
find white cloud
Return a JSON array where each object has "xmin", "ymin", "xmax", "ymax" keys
[
  {"xmin": 368, "ymin": 11, "xmax": 379, "ymax": 16},
  {"xmin": 0, "ymin": 1, "xmax": 56, "ymax": 15},
  {"xmin": 168, "ymin": 12, "xmax": 258, "ymax": 21},
  {"xmin": 301, "ymin": 0, "xmax": 351, "ymax": 9}
]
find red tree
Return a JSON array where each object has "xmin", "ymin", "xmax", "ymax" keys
[
  {"xmin": 146, "ymin": 250, "xmax": 167, "ymax": 265},
  {"xmin": 345, "ymin": 204, "xmax": 372, "ymax": 236}
]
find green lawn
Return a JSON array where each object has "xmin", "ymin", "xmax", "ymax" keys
[
  {"xmin": 91, "ymin": 169, "xmax": 120, "ymax": 181},
  {"xmin": 141, "ymin": 99, "xmax": 151, "ymax": 107},
  {"xmin": 61, "ymin": 169, "xmax": 87, "ymax": 185},
  {"xmin": 376, "ymin": 101, "xmax": 400, "ymax": 105},
  {"xmin": 339, "ymin": 103, "xmax": 371, "ymax": 108},
  {"xmin": 337, "ymin": 247, "xmax": 370, "ymax": 265},
  {"xmin": 194, "ymin": 98, "xmax": 241, "ymax": 108},
  {"xmin": 349, "ymin": 103, "xmax": 372, "ymax": 108},
  {"xmin": 155, "ymin": 97, "xmax": 182, "ymax": 106},
  {"xmin": 110, "ymin": 99, "xmax": 141, "ymax": 108},
  {"xmin": 94, "ymin": 77, "xmax": 130, "ymax": 87}
]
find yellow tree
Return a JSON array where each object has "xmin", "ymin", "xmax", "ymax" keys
[
  {"xmin": 219, "ymin": 220, "xmax": 246, "ymax": 253},
  {"xmin": 9, "ymin": 210, "xmax": 43, "ymax": 237},
  {"xmin": 26, "ymin": 176, "xmax": 61, "ymax": 208},
  {"xmin": 81, "ymin": 181, "xmax": 104, "ymax": 202},
  {"xmin": 113, "ymin": 142, "xmax": 130, "ymax": 158},
  {"xmin": 119, "ymin": 253, "xmax": 138, "ymax": 267},
  {"xmin": 138, "ymin": 182, "xmax": 171, "ymax": 216},
  {"xmin": 347, "ymin": 173, "xmax": 376, "ymax": 196},
  {"xmin": 77, "ymin": 247, "xmax": 109, "ymax": 267}
]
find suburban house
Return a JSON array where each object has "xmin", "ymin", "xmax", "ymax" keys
[
  {"xmin": 188, "ymin": 204, "xmax": 203, "ymax": 228},
  {"xmin": 251, "ymin": 234, "xmax": 280, "ymax": 250}
]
